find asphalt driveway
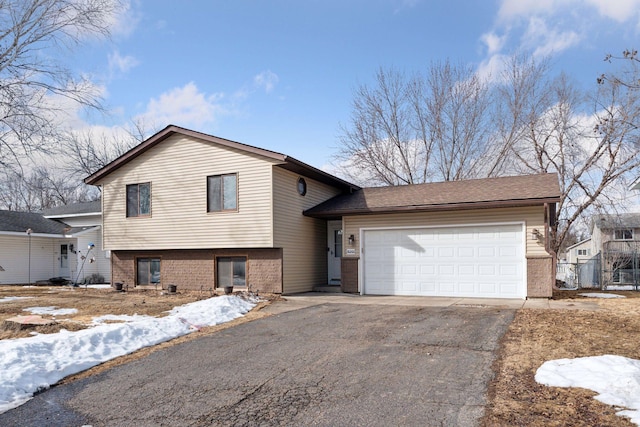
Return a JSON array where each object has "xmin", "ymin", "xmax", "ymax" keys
[{"xmin": 1, "ymin": 300, "xmax": 515, "ymax": 426}]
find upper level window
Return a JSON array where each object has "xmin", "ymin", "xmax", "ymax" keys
[
  {"xmin": 126, "ymin": 183, "xmax": 151, "ymax": 217},
  {"xmin": 208, "ymin": 174, "xmax": 237, "ymax": 212},
  {"xmin": 614, "ymin": 229, "xmax": 633, "ymax": 240},
  {"xmin": 577, "ymin": 249, "xmax": 589, "ymax": 256}
]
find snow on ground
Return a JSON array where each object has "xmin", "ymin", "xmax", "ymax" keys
[
  {"xmin": 0, "ymin": 294, "xmax": 257, "ymax": 414},
  {"xmin": 536, "ymin": 355, "xmax": 640, "ymax": 425},
  {"xmin": 0, "ymin": 297, "xmax": 33, "ymax": 303},
  {"xmin": 579, "ymin": 293, "xmax": 626, "ymax": 299},
  {"xmin": 23, "ymin": 306, "xmax": 78, "ymax": 316}
]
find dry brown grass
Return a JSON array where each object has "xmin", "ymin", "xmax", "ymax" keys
[
  {"xmin": 482, "ymin": 289, "xmax": 640, "ymax": 426},
  {"xmin": 0, "ymin": 285, "xmax": 217, "ymax": 339},
  {"xmin": 0, "ymin": 284, "xmax": 279, "ymax": 381}
]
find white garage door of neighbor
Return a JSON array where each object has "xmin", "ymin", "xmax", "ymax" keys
[{"xmin": 362, "ymin": 224, "xmax": 525, "ymax": 298}]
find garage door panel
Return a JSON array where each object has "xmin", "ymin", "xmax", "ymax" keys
[{"xmin": 362, "ymin": 224, "xmax": 525, "ymax": 298}]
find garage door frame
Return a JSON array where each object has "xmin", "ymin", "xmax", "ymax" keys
[{"xmin": 358, "ymin": 221, "xmax": 527, "ymax": 299}]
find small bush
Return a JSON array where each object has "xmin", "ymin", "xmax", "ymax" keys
[{"xmin": 83, "ymin": 273, "xmax": 105, "ymax": 284}]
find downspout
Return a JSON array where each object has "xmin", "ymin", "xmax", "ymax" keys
[{"xmin": 546, "ymin": 202, "xmax": 558, "ymax": 290}]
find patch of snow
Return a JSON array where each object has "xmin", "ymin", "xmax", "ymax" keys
[
  {"xmin": 578, "ymin": 293, "xmax": 625, "ymax": 299},
  {"xmin": 23, "ymin": 306, "xmax": 78, "ymax": 316},
  {"xmin": 607, "ymin": 285, "xmax": 635, "ymax": 291},
  {"xmin": 0, "ymin": 294, "xmax": 257, "ymax": 414},
  {"xmin": 92, "ymin": 314, "xmax": 155, "ymax": 324},
  {"xmin": 0, "ymin": 297, "xmax": 34, "ymax": 303},
  {"xmin": 536, "ymin": 355, "xmax": 640, "ymax": 425},
  {"xmin": 83, "ymin": 284, "xmax": 112, "ymax": 289}
]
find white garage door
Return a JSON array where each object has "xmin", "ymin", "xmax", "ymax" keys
[{"xmin": 362, "ymin": 224, "xmax": 525, "ymax": 298}]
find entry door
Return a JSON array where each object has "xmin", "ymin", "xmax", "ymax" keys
[
  {"xmin": 60, "ymin": 244, "xmax": 70, "ymax": 277},
  {"xmin": 327, "ymin": 221, "xmax": 342, "ymax": 285}
]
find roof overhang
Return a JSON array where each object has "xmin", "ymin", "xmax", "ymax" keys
[{"xmin": 304, "ymin": 197, "xmax": 560, "ymax": 219}]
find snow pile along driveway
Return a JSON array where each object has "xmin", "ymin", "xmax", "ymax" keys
[
  {"xmin": 0, "ymin": 294, "xmax": 257, "ymax": 414},
  {"xmin": 536, "ymin": 355, "xmax": 640, "ymax": 425}
]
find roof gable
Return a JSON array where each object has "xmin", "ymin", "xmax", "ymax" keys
[
  {"xmin": 592, "ymin": 213, "xmax": 640, "ymax": 231},
  {"xmin": 305, "ymin": 173, "xmax": 561, "ymax": 218},
  {"xmin": 84, "ymin": 125, "xmax": 357, "ymax": 191}
]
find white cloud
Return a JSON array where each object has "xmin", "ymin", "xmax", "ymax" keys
[
  {"xmin": 585, "ymin": 0, "xmax": 640, "ymax": 22},
  {"xmin": 253, "ymin": 70, "xmax": 279, "ymax": 94},
  {"xmin": 497, "ymin": 0, "xmax": 562, "ymax": 21},
  {"xmin": 108, "ymin": 50, "xmax": 140, "ymax": 75},
  {"xmin": 136, "ymin": 82, "xmax": 227, "ymax": 129},
  {"xmin": 481, "ymin": 32, "xmax": 507, "ymax": 56},
  {"xmin": 523, "ymin": 17, "xmax": 581, "ymax": 57},
  {"xmin": 476, "ymin": 53, "xmax": 509, "ymax": 83},
  {"xmin": 107, "ymin": 0, "xmax": 140, "ymax": 38}
]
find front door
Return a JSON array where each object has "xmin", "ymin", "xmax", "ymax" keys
[
  {"xmin": 327, "ymin": 221, "xmax": 342, "ymax": 285},
  {"xmin": 60, "ymin": 244, "xmax": 70, "ymax": 278}
]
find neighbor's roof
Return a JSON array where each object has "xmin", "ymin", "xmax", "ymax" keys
[
  {"xmin": 0, "ymin": 211, "xmax": 69, "ymax": 235},
  {"xmin": 42, "ymin": 200, "xmax": 101, "ymax": 218},
  {"xmin": 84, "ymin": 125, "xmax": 358, "ymax": 192},
  {"xmin": 304, "ymin": 173, "xmax": 561, "ymax": 218},
  {"xmin": 592, "ymin": 213, "xmax": 640, "ymax": 230}
]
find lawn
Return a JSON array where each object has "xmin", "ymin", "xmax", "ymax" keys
[{"xmin": 482, "ymin": 289, "xmax": 640, "ymax": 426}]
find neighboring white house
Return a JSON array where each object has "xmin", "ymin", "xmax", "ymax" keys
[
  {"xmin": 564, "ymin": 238, "xmax": 593, "ymax": 264},
  {"xmin": 42, "ymin": 201, "xmax": 110, "ymax": 284},
  {"xmin": 0, "ymin": 201, "xmax": 110, "ymax": 285}
]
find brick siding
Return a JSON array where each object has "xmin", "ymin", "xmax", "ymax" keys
[
  {"xmin": 111, "ymin": 248, "xmax": 283, "ymax": 293},
  {"xmin": 341, "ymin": 257, "xmax": 359, "ymax": 293},
  {"xmin": 526, "ymin": 255, "xmax": 554, "ymax": 298}
]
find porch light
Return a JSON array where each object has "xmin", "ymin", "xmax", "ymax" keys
[
  {"xmin": 532, "ymin": 229, "xmax": 542, "ymax": 240},
  {"xmin": 348, "ymin": 234, "xmax": 355, "ymax": 245}
]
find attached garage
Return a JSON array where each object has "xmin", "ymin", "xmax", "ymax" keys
[
  {"xmin": 361, "ymin": 224, "xmax": 525, "ymax": 298},
  {"xmin": 304, "ymin": 173, "xmax": 562, "ymax": 299}
]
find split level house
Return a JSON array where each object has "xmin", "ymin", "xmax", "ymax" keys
[
  {"xmin": 85, "ymin": 125, "xmax": 561, "ymax": 299},
  {"xmin": 0, "ymin": 201, "xmax": 110, "ymax": 285}
]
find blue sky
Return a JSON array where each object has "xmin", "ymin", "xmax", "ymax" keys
[{"xmin": 68, "ymin": 0, "xmax": 640, "ymax": 170}]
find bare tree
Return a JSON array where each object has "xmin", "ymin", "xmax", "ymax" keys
[
  {"xmin": 335, "ymin": 62, "xmax": 492, "ymax": 186},
  {"xmin": 0, "ymin": 166, "xmax": 96, "ymax": 211},
  {"xmin": 335, "ymin": 53, "xmax": 640, "ymax": 253},
  {"xmin": 599, "ymin": 49, "xmax": 640, "ymax": 90},
  {"xmin": 61, "ymin": 121, "xmax": 150, "ymax": 178},
  {"xmin": 415, "ymin": 61, "xmax": 492, "ymax": 181},
  {"xmin": 335, "ymin": 68, "xmax": 422, "ymax": 186},
  {"xmin": 0, "ymin": 0, "xmax": 126, "ymax": 168}
]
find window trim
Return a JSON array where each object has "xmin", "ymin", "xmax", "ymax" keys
[
  {"xmin": 297, "ymin": 177, "xmax": 307, "ymax": 196},
  {"xmin": 614, "ymin": 229, "xmax": 633, "ymax": 241},
  {"xmin": 207, "ymin": 173, "xmax": 238, "ymax": 213},
  {"xmin": 215, "ymin": 255, "xmax": 247, "ymax": 288},
  {"xmin": 126, "ymin": 182, "xmax": 152, "ymax": 218},
  {"xmin": 135, "ymin": 256, "xmax": 161, "ymax": 286}
]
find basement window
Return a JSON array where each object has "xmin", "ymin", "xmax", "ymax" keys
[{"xmin": 217, "ymin": 257, "xmax": 246, "ymax": 287}]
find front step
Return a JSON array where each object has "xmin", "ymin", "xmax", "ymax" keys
[{"xmin": 313, "ymin": 285, "xmax": 343, "ymax": 293}]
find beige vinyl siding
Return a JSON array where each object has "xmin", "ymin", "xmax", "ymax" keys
[
  {"xmin": 273, "ymin": 168, "xmax": 343, "ymax": 293},
  {"xmin": 344, "ymin": 206, "xmax": 548, "ymax": 258},
  {"xmin": 98, "ymin": 134, "xmax": 278, "ymax": 250},
  {"xmin": 0, "ymin": 235, "xmax": 57, "ymax": 284}
]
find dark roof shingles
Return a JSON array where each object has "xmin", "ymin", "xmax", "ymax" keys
[
  {"xmin": 305, "ymin": 173, "xmax": 561, "ymax": 217},
  {"xmin": 0, "ymin": 211, "xmax": 69, "ymax": 234}
]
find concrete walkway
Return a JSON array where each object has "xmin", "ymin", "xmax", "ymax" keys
[{"xmin": 262, "ymin": 292, "xmax": 601, "ymax": 315}]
